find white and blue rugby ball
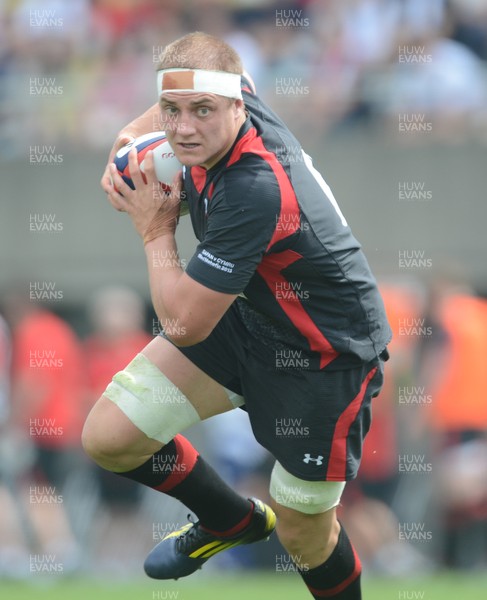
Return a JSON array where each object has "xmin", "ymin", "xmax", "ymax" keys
[{"xmin": 114, "ymin": 132, "xmax": 182, "ymax": 191}]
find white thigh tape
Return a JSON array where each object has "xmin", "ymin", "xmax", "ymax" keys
[
  {"xmin": 225, "ymin": 388, "xmax": 245, "ymax": 408},
  {"xmin": 104, "ymin": 353, "xmax": 200, "ymax": 444},
  {"xmin": 269, "ymin": 461, "xmax": 346, "ymax": 514}
]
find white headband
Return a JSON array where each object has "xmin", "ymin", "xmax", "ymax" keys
[{"xmin": 157, "ymin": 68, "xmax": 242, "ymax": 100}]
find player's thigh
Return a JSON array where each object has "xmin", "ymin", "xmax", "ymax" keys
[
  {"xmin": 141, "ymin": 335, "xmax": 234, "ymax": 419},
  {"xmin": 83, "ymin": 336, "xmax": 234, "ymax": 457}
]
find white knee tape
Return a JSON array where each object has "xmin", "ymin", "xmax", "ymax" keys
[
  {"xmin": 104, "ymin": 353, "xmax": 200, "ymax": 444},
  {"xmin": 269, "ymin": 462, "xmax": 346, "ymax": 514}
]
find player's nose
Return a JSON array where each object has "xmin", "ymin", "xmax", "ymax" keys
[{"xmin": 176, "ymin": 114, "xmax": 198, "ymax": 137}]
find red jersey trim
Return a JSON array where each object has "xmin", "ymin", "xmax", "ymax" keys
[
  {"xmin": 226, "ymin": 126, "xmax": 301, "ymax": 249},
  {"xmin": 257, "ymin": 251, "xmax": 338, "ymax": 369},
  {"xmin": 190, "ymin": 166, "xmax": 207, "ymax": 194}
]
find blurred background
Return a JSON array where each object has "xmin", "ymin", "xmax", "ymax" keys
[{"xmin": 1, "ymin": 0, "xmax": 487, "ymax": 594}]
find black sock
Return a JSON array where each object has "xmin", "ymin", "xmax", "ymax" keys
[
  {"xmin": 169, "ymin": 456, "xmax": 254, "ymax": 535},
  {"xmin": 299, "ymin": 525, "xmax": 362, "ymax": 599},
  {"xmin": 118, "ymin": 434, "xmax": 252, "ymax": 534}
]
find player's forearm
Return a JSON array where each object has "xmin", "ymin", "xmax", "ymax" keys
[
  {"xmin": 120, "ymin": 103, "xmax": 160, "ymax": 138},
  {"xmin": 144, "ymin": 235, "xmax": 187, "ymax": 337}
]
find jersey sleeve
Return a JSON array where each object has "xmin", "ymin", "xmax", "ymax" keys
[{"xmin": 185, "ymin": 158, "xmax": 281, "ymax": 294}]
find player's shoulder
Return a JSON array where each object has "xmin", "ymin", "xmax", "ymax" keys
[
  {"xmin": 223, "ymin": 150, "xmax": 279, "ymax": 189},
  {"xmin": 241, "ymin": 72, "xmax": 257, "ymax": 95},
  {"xmin": 209, "ymin": 154, "xmax": 280, "ymax": 216}
]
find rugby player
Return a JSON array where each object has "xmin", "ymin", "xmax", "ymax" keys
[{"xmin": 82, "ymin": 32, "xmax": 392, "ymax": 599}]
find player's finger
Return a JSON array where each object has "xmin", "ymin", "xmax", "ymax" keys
[
  {"xmin": 109, "ymin": 134, "xmax": 135, "ymax": 163},
  {"xmin": 108, "ymin": 163, "xmax": 132, "ymax": 211},
  {"xmin": 142, "ymin": 149, "xmax": 159, "ymax": 185},
  {"xmin": 107, "ymin": 194, "xmax": 126, "ymax": 212},
  {"xmin": 161, "ymin": 170, "xmax": 184, "ymax": 218},
  {"xmin": 106, "ymin": 188, "xmax": 129, "ymax": 213},
  {"xmin": 101, "ymin": 165, "xmax": 113, "ymax": 194},
  {"xmin": 128, "ymin": 147, "xmax": 150, "ymax": 190},
  {"xmin": 106, "ymin": 187, "xmax": 128, "ymax": 212},
  {"xmin": 101, "ymin": 134, "xmax": 135, "ymax": 192}
]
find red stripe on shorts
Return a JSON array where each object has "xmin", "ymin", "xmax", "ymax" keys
[{"xmin": 326, "ymin": 366, "xmax": 378, "ymax": 481}]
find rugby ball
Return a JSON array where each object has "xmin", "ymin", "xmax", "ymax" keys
[{"xmin": 114, "ymin": 132, "xmax": 182, "ymax": 191}]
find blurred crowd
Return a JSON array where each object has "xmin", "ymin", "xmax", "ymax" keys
[
  {"xmin": 1, "ymin": 0, "xmax": 487, "ymax": 157},
  {"xmin": 342, "ymin": 275, "xmax": 487, "ymax": 574},
  {"xmin": 0, "ymin": 286, "xmax": 154, "ymax": 576},
  {"xmin": 1, "ymin": 276, "xmax": 487, "ymax": 577}
]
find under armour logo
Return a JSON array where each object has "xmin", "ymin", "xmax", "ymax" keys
[{"xmin": 303, "ymin": 454, "xmax": 324, "ymax": 466}]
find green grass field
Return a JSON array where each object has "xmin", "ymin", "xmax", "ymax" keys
[{"xmin": 1, "ymin": 573, "xmax": 486, "ymax": 600}]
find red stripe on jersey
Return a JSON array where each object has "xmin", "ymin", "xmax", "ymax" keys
[
  {"xmin": 326, "ymin": 366, "xmax": 378, "ymax": 481},
  {"xmin": 308, "ymin": 546, "xmax": 362, "ymax": 597},
  {"xmin": 257, "ymin": 251, "xmax": 338, "ymax": 369},
  {"xmin": 190, "ymin": 166, "xmax": 207, "ymax": 194},
  {"xmin": 226, "ymin": 127, "xmax": 301, "ymax": 249}
]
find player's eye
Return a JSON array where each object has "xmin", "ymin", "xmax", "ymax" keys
[
  {"xmin": 164, "ymin": 106, "xmax": 179, "ymax": 116},
  {"xmin": 197, "ymin": 106, "xmax": 210, "ymax": 117}
]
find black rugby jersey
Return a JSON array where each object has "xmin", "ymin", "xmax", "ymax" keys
[{"xmin": 183, "ymin": 77, "xmax": 392, "ymax": 370}]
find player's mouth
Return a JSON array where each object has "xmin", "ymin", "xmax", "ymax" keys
[{"xmin": 178, "ymin": 143, "xmax": 201, "ymax": 150}]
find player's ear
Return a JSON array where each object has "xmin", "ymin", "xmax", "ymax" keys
[{"xmin": 233, "ymin": 98, "xmax": 245, "ymax": 118}]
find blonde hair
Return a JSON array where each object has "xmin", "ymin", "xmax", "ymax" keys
[{"xmin": 156, "ymin": 32, "xmax": 243, "ymax": 75}]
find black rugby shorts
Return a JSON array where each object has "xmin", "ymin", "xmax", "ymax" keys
[{"xmin": 163, "ymin": 298, "xmax": 386, "ymax": 481}]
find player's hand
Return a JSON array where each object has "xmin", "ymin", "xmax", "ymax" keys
[
  {"xmin": 107, "ymin": 147, "xmax": 183, "ymax": 244},
  {"xmin": 100, "ymin": 133, "xmax": 135, "ymax": 194}
]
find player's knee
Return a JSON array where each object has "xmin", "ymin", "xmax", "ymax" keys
[
  {"xmin": 81, "ymin": 417, "xmax": 110, "ymax": 468},
  {"xmin": 81, "ymin": 405, "xmax": 135, "ymax": 471},
  {"xmin": 274, "ymin": 506, "xmax": 340, "ymax": 559},
  {"xmin": 83, "ymin": 353, "xmax": 202, "ymax": 471},
  {"xmin": 81, "ymin": 392, "xmax": 155, "ymax": 472},
  {"xmin": 274, "ymin": 511, "xmax": 313, "ymax": 556},
  {"xmin": 269, "ymin": 461, "xmax": 345, "ymax": 553}
]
